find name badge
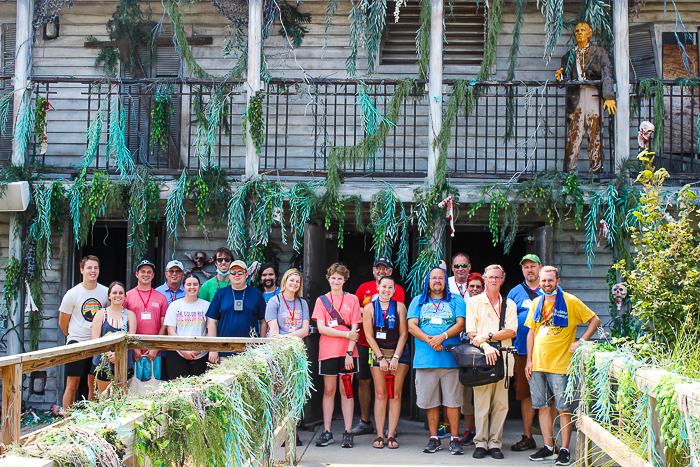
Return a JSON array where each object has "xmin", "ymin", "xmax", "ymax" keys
[
  {"xmin": 538, "ymin": 326, "xmax": 549, "ymax": 337},
  {"xmin": 141, "ymin": 312, "xmax": 151, "ymax": 320},
  {"xmin": 328, "ymin": 319, "xmax": 338, "ymax": 328},
  {"xmin": 430, "ymin": 317, "xmax": 443, "ymax": 325},
  {"xmin": 376, "ymin": 331, "xmax": 387, "ymax": 340}
]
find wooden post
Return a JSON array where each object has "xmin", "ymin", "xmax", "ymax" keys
[
  {"xmin": 245, "ymin": 0, "xmax": 263, "ymax": 180},
  {"xmin": 7, "ymin": 0, "xmax": 34, "ymax": 357},
  {"xmin": 613, "ymin": 0, "xmax": 630, "ymax": 171},
  {"xmin": 427, "ymin": 0, "xmax": 443, "ymax": 185},
  {"xmin": 113, "ymin": 338, "xmax": 128, "ymax": 392},
  {"xmin": 1, "ymin": 364, "xmax": 23, "ymax": 448}
]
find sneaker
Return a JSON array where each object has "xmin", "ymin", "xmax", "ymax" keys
[
  {"xmin": 423, "ymin": 437, "xmax": 443, "ymax": 453},
  {"xmin": 529, "ymin": 446, "xmax": 555, "ymax": 461},
  {"xmin": 350, "ymin": 419, "xmax": 375, "ymax": 436},
  {"xmin": 437, "ymin": 423, "xmax": 450, "ymax": 439},
  {"xmin": 315, "ymin": 430, "xmax": 333, "ymax": 447},
  {"xmin": 555, "ymin": 449, "xmax": 571, "ymax": 465},
  {"xmin": 450, "ymin": 439, "xmax": 463, "ymax": 455},
  {"xmin": 511, "ymin": 435, "xmax": 537, "ymax": 451},
  {"xmin": 460, "ymin": 430, "xmax": 475, "ymax": 446},
  {"xmin": 489, "ymin": 448, "xmax": 504, "ymax": 459},
  {"xmin": 341, "ymin": 430, "xmax": 354, "ymax": 448}
]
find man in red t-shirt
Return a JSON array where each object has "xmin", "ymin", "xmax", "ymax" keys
[
  {"xmin": 123, "ymin": 260, "xmax": 169, "ymax": 382},
  {"xmin": 351, "ymin": 257, "xmax": 406, "ymax": 436}
]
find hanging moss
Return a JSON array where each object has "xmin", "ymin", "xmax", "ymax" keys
[{"xmin": 278, "ymin": 0, "xmax": 311, "ymax": 48}]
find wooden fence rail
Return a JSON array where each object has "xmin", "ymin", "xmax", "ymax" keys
[{"xmin": 0, "ymin": 334, "xmax": 294, "ymax": 466}]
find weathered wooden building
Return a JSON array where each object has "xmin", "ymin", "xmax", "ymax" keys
[{"xmin": 0, "ymin": 0, "xmax": 698, "ymax": 412}]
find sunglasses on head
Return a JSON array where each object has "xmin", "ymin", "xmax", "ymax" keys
[
  {"xmin": 453, "ymin": 263, "xmax": 469, "ymax": 269},
  {"xmin": 215, "ymin": 257, "xmax": 232, "ymax": 263}
]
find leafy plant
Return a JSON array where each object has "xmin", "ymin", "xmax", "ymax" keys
[
  {"xmin": 242, "ymin": 90, "xmax": 266, "ymax": 156},
  {"xmin": 278, "ymin": 0, "xmax": 311, "ymax": 48},
  {"xmin": 151, "ymin": 88, "xmax": 172, "ymax": 151}
]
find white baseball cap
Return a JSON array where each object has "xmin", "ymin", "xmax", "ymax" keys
[{"xmin": 166, "ymin": 260, "xmax": 184, "ymax": 271}]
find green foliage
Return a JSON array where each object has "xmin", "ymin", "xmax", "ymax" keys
[
  {"xmin": 578, "ymin": 0, "xmax": 613, "ymax": 51},
  {"xmin": 33, "ymin": 96, "xmax": 49, "ymax": 141},
  {"xmin": 279, "ymin": 0, "xmax": 311, "ymax": 48},
  {"xmin": 1, "ymin": 257, "xmax": 21, "ymax": 328},
  {"xmin": 289, "ymin": 180, "xmax": 323, "ymax": 252},
  {"xmin": 539, "ymin": 0, "xmax": 565, "ymax": 64},
  {"xmin": 93, "ymin": 44, "xmax": 120, "ymax": 77},
  {"xmin": 106, "ymin": 95, "xmax": 135, "ymax": 180},
  {"xmin": 128, "ymin": 166, "xmax": 161, "ymax": 267},
  {"xmin": 655, "ymin": 375, "xmax": 689, "ymax": 465},
  {"xmin": 103, "ymin": 0, "xmax": 155, "ymax": 76},
  {"xmin": 477, "ymin": 0, "xmax": 503, "ymax": 81},
  {"xmin": 636, "ymin": 78, "xmax": 665, "ymax": 152},
  {"xmin": 165, "ymin": 170, "xmax": 188, "ymax": 240},
  {"xmin": 165, "ymin": 0, "xmax": 212, "ymax": 79},
  {"xmin": 151, "ymin": 87, "xmax": 172, "ymax": 151},
  {"xmin": 370, "ymin": 186, "xmax": 410, "ymax": 277},
  {"xmin": 506, "ymin": 0, "xmax": 527, "ymax": 81},
  {"xmin": 0, "ymin": 91, "xmax": 15, "ymax": 136},
  {"xmin": 346, "ymin": 0, "xmax": 387, "ymax": 76},
  {"xmin": 12, "ymin": 91, "xmax": 35, "ymax": 161},
  {"xmin": 416, "ymin": 0, "xmax": 430, "ymax": 79},
  {"xmin": 615, "ymin": 151, "xmax": 700, "ymax": 348},
  {"xmin": 242, "ymin": 90, "xmax": 266, "ymax": 156}
]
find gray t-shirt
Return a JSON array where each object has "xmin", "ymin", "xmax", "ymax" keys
[
  {"xmin": 59, "ymin": 283, "xmax": 109, "ymax": 343},
  {"xmin": 265, "ymin": 295, "xmax": 309, "ymax": 335}
]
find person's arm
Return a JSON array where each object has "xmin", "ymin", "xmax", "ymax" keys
[
  {"xmin": 317, "ymin": 319, "xmax": 359, "ymax": 340},
  {"xmin": 290, "ymin": 320, "xmax": 310, "ymax": 339},
  {"xmin": 267, "ymin": 319, "xmax": 281, "ymax": 337},
  {"xmin": 207, "ymin": 319, "xmax": 219, "ymax": 363},
  {"xmin": 363, "ymin": 304, "xmax": 387, "ymax": 371},
  {"xmin": 344, "ymin": 322, "xmax": 359, "ymax": 371},
  {"xmin": 91, "ymin": 309, "xmax": 105, "ymax": 340},
  {"xmin": 389, "ymin": 303, "xmax": 409, "ymax": 371},
  {"xmin": 570, "ymin": 313, "xmax": 601, "ymax": 353},
  {"xmin": 59, "ymin": 312, "xmax": 71, "ymax": 337},
  {"xmin": 259, "ymin": 320, "xmax": 268, "ymax": 338},
  {"xmin": 525, "ymin": 327, "xmax": 536, "ymax": 380}
]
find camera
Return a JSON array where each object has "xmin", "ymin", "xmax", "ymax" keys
[{"xmin": 234, "ymin": 299, "xmax": 244, "ymax": 311}]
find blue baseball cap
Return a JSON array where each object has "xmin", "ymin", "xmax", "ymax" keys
[
  {"xmin": 136, "ymin": 259, "xmax": 156, "ymax": 271},
  {"xmin": 373, "ymin": 257, "xmax": 393, "ymax": 268}
]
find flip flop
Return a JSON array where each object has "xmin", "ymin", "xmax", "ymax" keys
[
  {"xmin": 387, "ymin": 437, "xmax": 399, "ymax": 449},
  {"xmin": 373, "ymin": 436, "xmax": 385, "ymax": 449}
]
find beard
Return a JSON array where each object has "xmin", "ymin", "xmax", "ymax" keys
[{"xmin": 262, "ymin": 279, "xmax": 275, "ymax": 288}]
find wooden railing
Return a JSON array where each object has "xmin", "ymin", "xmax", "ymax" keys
[
  {"xmin": 0, "ymin": 335, "xmax": 296, "ymax": 466},
  {"xmin": 576, "ymin": 351, "xmax": 700, "ymax": 467}
]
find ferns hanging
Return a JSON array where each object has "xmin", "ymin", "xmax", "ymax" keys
[
  {"xmin": 370, "ymin": 186, "xmax": 410, "ymax": 277},
  {"xmin": 165, "ymin": 170, "xmax": 188, "ymax": 240},
  {"xmin": 539, "ymin": 0, "xmax": 565, "ymax": 64},
  {"xmin": 106, "ymin": 95, "xmax": 135, "ymax": 180}
]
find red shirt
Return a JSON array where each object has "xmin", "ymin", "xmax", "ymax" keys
[
  {"xmin": 355, "ymin": 281, "xmax": 406, "ymax": 347},
  {"xmin": 124, "ymin": 287, "xmax": 169, "ymax": 355}
]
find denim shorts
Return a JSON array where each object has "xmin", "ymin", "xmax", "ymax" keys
[{"xmin": 529, "ymin": 371, "xmax": 571, "ymax": 411}]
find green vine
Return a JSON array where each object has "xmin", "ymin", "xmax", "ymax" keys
[
  {"xmin": 279, "ymin": 0, "xmax": 311, "ymax": 48},
  {"xmin": 370, "ymin": 186, "xmax": 410, "ymax": 277},
  {"xmin": 151, "ymin": 87, "xmax": 172, "ymax": 151},
  {"xmin": 242, "ymin": 90, "xmax": 266, "ymax": 156},
  {"xmin": 635, "ymin": 78, "xmax": 665, "ymax": 153},
  {"xmin": 654, "ymin": 375, "xmax": 689, "ymax": 466},
  {"xmin": 128, "ymin": 166, "xmax": 161, "ymax": 267},
  {"xmin": 34, "ymin": 95, "xmax": 49, "ymax": 151},
  {"xmin": 164, "ymin": 0, "xmax": 212, "ymax": 79}
]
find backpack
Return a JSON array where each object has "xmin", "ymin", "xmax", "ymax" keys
[{"xmin": 451, "ymin": 298, "xmax": 509, "ymax": 387}]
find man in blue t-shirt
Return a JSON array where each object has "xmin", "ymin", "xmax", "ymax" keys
[
  {"xmin": 207, "ymin": 260, "xmax": 267, "ymax": 362},
  {"xmin": 408, "ymin": 267, "xmax": 466, "ymax": 455},
  {"xmin": 258, "ymin": 262, "xmax": 281, "ymax": 302},
  {"xmin": 506, "ymin": 254, "xmax": 543, "ymax": 453}
]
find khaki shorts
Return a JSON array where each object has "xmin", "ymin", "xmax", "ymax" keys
[
  {"xmin": 415, "ymin": 368, "xmax": 463, "ymax": 409},
  {"xmin": 513, "ymin": 354, "xmax": 531, "ymax": 401},
  {"xmin": 461, "ymin": 386, "xmax": 474, "ymax": 415}
]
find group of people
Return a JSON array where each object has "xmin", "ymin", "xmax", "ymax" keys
[{"xmin": 59, "ymin": 249, "xmax": 600, "ymax": 465}]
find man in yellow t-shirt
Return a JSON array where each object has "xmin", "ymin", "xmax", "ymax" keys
[{"xmin": 524, "ymin": 266, "xmax": 600, "ymax": 466}]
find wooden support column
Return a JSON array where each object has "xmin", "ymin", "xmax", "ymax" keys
[
  {"xmin": 613, "ymin": 0, "xmax": 630, "ymax": 170},
  {"xmin": 427, "ymin": 0, "xmax": 443, "ymax": 185},
  {"xmin": 113, "ymin": 338, "xmax": 129, "ymax": 392},
  {"xmin": 1, "ymin": 364, "xmax": 23, "ymax": 448},
  {"xmin": 7, "ymin": 0, "xmax": 34, "ymax": 356},
  {"xmin": 245, "ymin": 0, "xmax": 263, "ymax": 180}
]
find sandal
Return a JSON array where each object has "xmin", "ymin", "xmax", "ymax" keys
[
  {"xmin": 387, "ymin": 437, "xmax": 399, "ymax": 449},
  {"xmin": 373, "ymin": 436, "xmax": 385, "ymax": 449}
]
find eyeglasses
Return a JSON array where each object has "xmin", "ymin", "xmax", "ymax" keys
[
  {"xmin": 430, "ymin": 277, "xmax": 445, "ymax": 282},
  {"xmin": 215, "ymin": 257, "xmax": 232, "ymax": 263},
  {"xmin": 230, "ymin": 270, "xmax": 246, "ymax": 276},
  {"xmin": 484, "ymin": 276, "xmax": 503, "ymax": 281},
  {"xmin": 453, "ymin": 263, "xmax": 469, "ymax": 269},
  {"xmin": 165, "ymin": 269, "xmax": 183, "ymax": 275}
]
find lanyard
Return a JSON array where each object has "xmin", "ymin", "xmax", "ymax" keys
[
  {"xmin": 489, "ymin": 296, "xmax": 501, "ymax": 319},
  {"xmin": 216, "ymin": 277, "xmax": 228, "ymax": 290},
  {"xmin": 379, "ymin": 301, "xmax": 391, "ymax": 329},
  {"xmin": 430, "ymin": 297, "xmax": 443, "ymax": 315},
  {"xmin": 543, "ymin": 302, "xmax": 554, "ymax": 323},
  {"xmin": 456, "ymin": 281, "xmax": 467, "ymax": 299},
  {"xmin": 284, "ymin": 297, "xmax": 297, "ymax": 324},
  {"xmin": 168, "ymin": 288, "xmax": 178, "ymax": 303},
  {"xmin": 137, "ymin": 289, "xmax": 153, "ymax": 313},
  {"xmin": 330, "ymin": 293, "xmax": 346, "ymax": 322}
]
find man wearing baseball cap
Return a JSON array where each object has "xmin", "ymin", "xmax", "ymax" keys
[
  {"xmin": 206, "ymin": 260, "xmax": 268, "ymax": 363},
  {"xmin": 123, "ymin": 260, "xmax": 170, "ymax": 383},
  {"xmin": 505, "ymin": 254, "xmax": 544, "ymax": 452},
  {"xmin": 156, "ymin": 260, "xmax": 186, "ymax": 306},
  {"xmin": 351, "ymin": 257, "xmax": 405, "ymax": 437}
]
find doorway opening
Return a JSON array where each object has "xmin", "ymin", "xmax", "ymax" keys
[{"xmin": 74, "ymin": 222, "xmax": 129, "ymax": 287}]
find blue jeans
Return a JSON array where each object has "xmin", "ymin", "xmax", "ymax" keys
[{"xmin": 529, "ymin": 371, "xmax": 571, "ymax": 411}]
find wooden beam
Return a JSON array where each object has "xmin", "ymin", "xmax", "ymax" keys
[
  {"xmin": 427, "ymin": 0, "xmax": 443, "ymax": 185},
  {"xmin": 613, "ymin": 0, "xmax": 630, "ymax": 170},
  {"xmin": 127, "ymin": 335, "xmax": 274, "ymax": 353},
  {"xmin": 113, "ymin": 339, "xmax": 129, "ymax": 392},
  {"xmin": 245, "ymin": 0, "xmax": 263, "ymax": 179},
  {"xmin": 0, "ymin": 457, "xmax": 55, "ymax": 467},
  {"xmin": 84, "ymin": 37, "xmax": 213, "ymax": 48},
  {"xmin": 577, "ymin": 415, "xmax": 654, "ymax": 467},
  {"xmin": 1, "ymin": 364, "xmax": 22, "ymax": 448}
]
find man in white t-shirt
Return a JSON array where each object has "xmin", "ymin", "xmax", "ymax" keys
[
  {"xmin": 59, "ymin": 255, "xmax": 108, "ymax": 409},
  {"xmin": 448, "ymin": 252, "xmax": 471, "ymax": 300}
]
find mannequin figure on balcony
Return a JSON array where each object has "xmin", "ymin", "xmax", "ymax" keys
[{"xmin": 556, "ymin": 22, "xmax": 616, "ymax": 174}]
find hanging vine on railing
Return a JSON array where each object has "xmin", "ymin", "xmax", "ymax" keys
[
  {"xmin": 635, "ymin": 78, "xmax": 665, "ymax": 152},
  {"xmin": 12, "ymin": 91, "xmax": 36, "ymax": 161},
  {"xmin": 34, "ymin": 95, "xmax": 49, "ymax": 153},
  {"xmin": 416, "ymin": 0, "xmax": 430, "ymax": 79},
  {"xmin": 278, "ymin": 0, "xmax": 312, "ymax": 48},
  {"xmin": 242, "ymin": 90, "xmax": 266, "ymax": 156},
  {"xmin": 165, "ymin": 170, "xmax": 188, "ymax": 240},
  {"xmin": 106, "ymin": 95, "xmax": 135, "ymax": 180},
  {"xmin": 164, "ymin": 0, "xmax": 212, "ymax": 79},
  {"xmin": 289, "ymin": 180, "xmax": 323, "ymax": 253},
  {"xmin": 0, "ymin": 91, "xmax": 15, "ymax": 136},
  {"xmin": 128, "ymin": 166, "xmax": 161, "ymax": 267},
  {"xmin": 370, "ymin": 186, "xmax": 410, "ymax": 277},
  {"xmin": 151, "ymin": 87, "xmax": 172, "ymax": 152}
]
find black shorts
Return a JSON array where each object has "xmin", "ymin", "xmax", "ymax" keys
[
  {"xmin": 65, "ymin": 340, "xmax": 94, "ymax": 379},
  {"xmin": 319, "ymin": 357, "xmax": 360, "ymax": 376},
  {"xmin": 357, "ymin": 345, "xmax": 372, "ymax": 381}
]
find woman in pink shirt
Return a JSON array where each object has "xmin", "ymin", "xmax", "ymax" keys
[{"xmin": 312, "ymin": 263, "xmax": 362, "ymax": 449}]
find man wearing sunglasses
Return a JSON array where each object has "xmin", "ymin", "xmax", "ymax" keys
[
  {"xmin": 206, "ymin": 260, "xmax": 268, "ymax": 363},
  {"xmin": 199, "ymin": 247, "xmax": 235, "ymax": 302},
  {"xmin": 448, "ymin": 253, "xmax": 472, "ymax": 300}
]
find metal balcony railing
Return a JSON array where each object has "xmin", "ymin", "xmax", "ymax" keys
[{"xmin": 0, "ymin": 76, "xmax": 697, "ymax": 180}]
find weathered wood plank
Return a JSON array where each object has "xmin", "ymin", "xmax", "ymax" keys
[
  {"xmin": 1, "ymin": 364, "xmax": 22, "ymax": 448},
  {"xmin": 577, "ymin": 415, "xmax": 654, "ymax": 467},
  {"xmin": 127, "ymin": 335, "xmax": 275, "ymax": 353}
]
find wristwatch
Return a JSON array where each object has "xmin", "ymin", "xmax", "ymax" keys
[
  {"xmin": 346, "ymin": 351, "xmax": 353, "ymax": 357},
  {"xmin": 377, "ymin": 355, "xmax": 385, "ymax": 361},
  {"xmin": 488, "ymin": 332, "xmax": 493, "ymax": 340}
]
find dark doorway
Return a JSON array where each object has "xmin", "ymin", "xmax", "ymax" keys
[
  {"xmin": 75, "ymin": 222, "xmax": 129, "ymax": 287},
  {"xmin": 449, "ymin": 231, "xmax": 527, "ymax": 295}
]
